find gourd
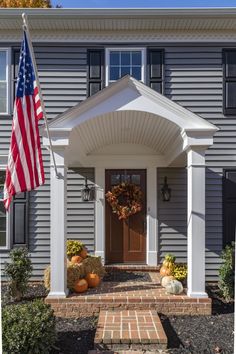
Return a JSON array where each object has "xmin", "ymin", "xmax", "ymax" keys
[
  {"xmin": 163, "ymin": 254, "xmax": 176, "ymax": 269},
  {"xmin": 85, "ymin": 273, "xmax": 100, "ymax": 288},
  {"xmin": 165, "ymin": 280, "xmax": 183, "ymax": 295},
  {"xmin": 161, "ymin": 275, "xmax": 175, "ymax": 288},
  {"xmin": 74, "ymin": 278, "xmax": 88, "ymax": 293},
  {"xmin": 160, "ymin": 266, "xmax": 173, "ymax": 277},
  {"xmin": 79, "ymin": 247, "xmax": 88, "ymax": 259},
  {"xmin": 71, "ymin": 255, "xmax": 83, "ymax": 264}
]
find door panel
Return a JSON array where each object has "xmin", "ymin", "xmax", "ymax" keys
[
  {"xmin": 105, "ymin": 169, "xmax": 146, "ymax": 264},
  {"xmin": 223, "ymin": 170, "xmax": 236, "ymax": 246}
]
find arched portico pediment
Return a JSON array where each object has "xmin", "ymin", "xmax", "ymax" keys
[{"xmin": 42, "ymin": 75, "xmax": 218, "ymax": 167}]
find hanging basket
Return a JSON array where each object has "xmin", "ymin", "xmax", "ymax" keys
[{"xmin": 105, "ymin": 182, "xmax": 142, "ymax": 220}]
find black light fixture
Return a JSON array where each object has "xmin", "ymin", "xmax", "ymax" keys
[
  {"xmin": 81, "ymin": 177, "xmax": 91, "ymax": 202},
  {"xmin": 161, "ymin": 176, "xmax": 171, "ymax": 202}
]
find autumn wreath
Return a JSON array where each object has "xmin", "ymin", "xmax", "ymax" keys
[{"xmin": 105, "ymin": 182, "xmax": 142, "ymax": 220}]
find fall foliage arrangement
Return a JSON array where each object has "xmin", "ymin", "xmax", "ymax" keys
[
  {"xmin": 0, "ymin": 0, "xmax": 51, "ymax": 7},
  {"xmin": 106, "ymin": 182, "xmax": 142, "ymax": 220}
]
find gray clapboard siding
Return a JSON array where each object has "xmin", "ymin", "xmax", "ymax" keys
[
  {"xmin": 1, "ymin": 43, "xmax": 235, "ymax": 282},
  {"xmin": 0, "ymin": 45, "xmax": 88, "ymax": 280},
  {"xmin": 67, "ymin": 168, "xmax": 95, "ymax": 251},
  {"xmin": 164, "ymin": 45, "xmax": 231, "ymax": 281},
  {"xmin": 158, "ymin": 168, "xmax": 187, "ymax": 264}
]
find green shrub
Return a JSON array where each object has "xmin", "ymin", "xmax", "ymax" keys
[
  {"xmin": 4, "ymin": 247, "xmax": 32, "ymax": 301},
  {"xmin": 219, "ymin": 243, "xmax": 235, "ymax": 302},
  {"xmin": 67, "ymin": 239, "xmax": 84, "ymax": 259},
  {"xmin": 2, "ymin": 299, "xmax": 56, "ymax": 354}
]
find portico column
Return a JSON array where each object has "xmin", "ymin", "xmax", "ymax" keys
[
  {"xmin": 147, "ymin": 167, "xmax": 158, "ymax": 266},
  {"xmin": 94, "ymin": 167, "xmax": 105, "ymax": 263},
  {"xmin": 48, "ymin": 148, "xmax": 68, "ymax": 298},
  {"xmin": 187, "ymin": 147, "xmax": 207, "ymax": 298}
]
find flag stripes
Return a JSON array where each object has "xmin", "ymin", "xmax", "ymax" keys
[{"xmin": 3, "ymin": 31, "xmax": 45, "ymax": 210}]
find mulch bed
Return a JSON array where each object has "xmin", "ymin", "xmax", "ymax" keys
[
  {"xmin": 103, "ymin": 270, "xmax": 152, "ymax": 282},
  {"xmin": 51, "ymin": 316, "xmax": 98, "ymax": 354},
  {"xmin": 161, "ymin": 285, "xmax": 234, "ymax": 354},
  {"xmin": 1, "ymin": 283, "xmax": 48, "ymax": 306}
]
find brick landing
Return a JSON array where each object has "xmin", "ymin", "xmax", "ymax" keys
[
  {"xmin": 45, "ymin": 272, "xmax": 212, "ymax": 317},
  {"xmin": 94, "ymin": 310, "xmax": 167, "ymax": 352}
]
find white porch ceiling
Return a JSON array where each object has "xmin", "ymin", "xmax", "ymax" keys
[{"xmin": 75, "ymin": 111, "xmax": 179, "ymax": 156}]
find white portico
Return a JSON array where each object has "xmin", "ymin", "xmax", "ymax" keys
[{"xmin": 42, "ymin": 75, "xmax": 218, "ymax": 299}]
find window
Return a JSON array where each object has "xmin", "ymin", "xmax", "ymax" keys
[
  {"xmin": 0, "ymin": 171, "xmax": 9, "ymax": 249},
  {"xmin": 0, "ymin": 49, "xmax": 10, "ymax": 115},
  {"xmin": 105, "ymin": 48, "xmax": 146, "ymax": 85},
  {"xmin": 223, "ymin": 49, "xmax": 236, "ymax": 115}
]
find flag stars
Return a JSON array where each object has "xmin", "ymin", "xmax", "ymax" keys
[{"xmin": 16, "ymin": 38, "xmax": 35, "ymax": 98}]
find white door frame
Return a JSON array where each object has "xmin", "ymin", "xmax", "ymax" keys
[{"xmin": 94, "ymin": 166, "xmax": 158, "ymax": 266}]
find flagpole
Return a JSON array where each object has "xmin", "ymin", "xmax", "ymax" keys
[{"xmin": 22, "ymin": 13, "xmax": 58, "ymax": 178}]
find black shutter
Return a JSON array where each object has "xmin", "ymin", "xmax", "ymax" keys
[
  {"xmin": 10, "ymin": 192, "xmax": 29, "ymax": 246},
  {"xmin": 147, "ymin": 49, "xmax": 164, "ymax": 94},
  {"xmin": 87, "ymin": 49, "xmax": 104, "ymax": 97},
  {"xmin": 223, "ymin": 49, "xmax": 236, "ymax": 115}
]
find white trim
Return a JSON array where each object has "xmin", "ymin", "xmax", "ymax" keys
[
  {"xmin": 105, "ymin": 47, "xmax": 146, "ymax": 87},
  {"xmin": 44, "ymin": 75, "xmax": 217, "ymax": 135},
  {"xmin": 0, "ymin": 168, "xmax": 10, "ymax": 251},
  {"xmin": 0, "ymin": 48, "xmax": 11, "ymax": 116}
]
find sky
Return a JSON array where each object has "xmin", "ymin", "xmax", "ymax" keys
[{"xmin": 52, "ymin": 0, "xmax": 236, "ymax": 7}]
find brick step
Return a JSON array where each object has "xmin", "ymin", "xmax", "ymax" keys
[
  {"xmin": 104, "ymin": 265, "xmax": 160, "ymax": 272},
  {"xmin": 94, "ymin": 310, "xmax": 167, "ymax": 352}
]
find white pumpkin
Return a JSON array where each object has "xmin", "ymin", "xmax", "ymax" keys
[
  {"xmin": 161, "ymin": 275, "xmax": 175, "ymax": 288},
  {"xmin": 165, "ymin": 280, "xmax": 183, "ymax": 294}
]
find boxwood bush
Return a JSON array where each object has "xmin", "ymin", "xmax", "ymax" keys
[
  {"xmin": 219, "ymin": 242, "xmax": 235, "ymax": 302},
  {"xmin": 2, "ymin": 299, "xmax": 56, "ymax": 354},
  {"xmin": 4, "ymin": 247, "xmax": 32, "ymax": 301}
]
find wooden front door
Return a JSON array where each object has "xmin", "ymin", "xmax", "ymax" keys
[
  {"xmin": 105, "ymin": 169, "xmax": 146, "ymax": 264},
  {"xmin": 223, "ymin": 170, "xmax": 236, "ymax": 246}
]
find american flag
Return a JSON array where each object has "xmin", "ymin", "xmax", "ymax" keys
[{"xmin": 3, "ymin": 31, "xmax": 45, "ymax": 210}]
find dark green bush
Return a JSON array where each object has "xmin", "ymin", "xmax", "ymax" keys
[
  {"xmin": 219, "ymin": 242, "xmax": 235, "ymax": 302},
  {"xmin": 2, "ymin": 299, "xmax": 56, "ymax": 354},
  {"xmin": 4, "ymin": 247, "xmax": 32, "ymax": 301}
]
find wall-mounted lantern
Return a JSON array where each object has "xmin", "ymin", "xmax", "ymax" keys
[
  {"xmin": 161, "ymin": 176, "xmax": 171, "ymax": 202},
  {"xmin": 81, "ymin": 177, "xmax": 93, "ymax": 202}
]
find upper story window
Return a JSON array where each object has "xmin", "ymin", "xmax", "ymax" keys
[
  {"xmin": 223, "ymin": 49, "xmax": 236, "ymax": 115},
  {"xmin": 0, "ymin": 171, "xmax": 9, "ymax": 249},
  {"xmin": 0, "ymin": 49, "xmax": 10, "ymax": 115},
  {"xmin": 105, "ymin": 48, "xmax": 146, "ymax": 86}
]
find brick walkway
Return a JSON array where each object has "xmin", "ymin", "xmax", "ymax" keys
[{"xmin": 94, "ymin": 310, "xmax": 167, "ymax": 351}]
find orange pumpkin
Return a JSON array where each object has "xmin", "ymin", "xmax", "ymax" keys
[
  {"xmin": 85, "ymin": 273, "xmax": 100, "ymax": 288},
  {"xmin": 160, "ymin": 266, "xmax": 173, "ymax": 277},
  {"xmin": 74, "ymin": 278, "xmax": 88, "ymax": 293},
  {"xmin": 79, "ymin": 247, "xmax": 88, "ymax": 259},
  {"xmin": 71, "ymin": 255, "xmax": 83, "ymax": 264}
]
